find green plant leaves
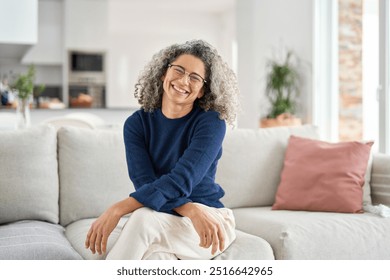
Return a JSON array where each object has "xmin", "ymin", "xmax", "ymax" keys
[
  {"xmin": 11, "ymin": 65, "xmax": 45, "ymax": 100},
  {"xmin": 265, "ymin": 51, "xmax": 301, "ymax": 119}
]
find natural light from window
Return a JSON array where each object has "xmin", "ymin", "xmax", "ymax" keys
[{"xmin": 362, "ymin": 0, "xmax": 379, "ymax": 152}]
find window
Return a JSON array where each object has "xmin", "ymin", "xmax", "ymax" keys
[{"xmin": 314, "ymin": 0, "xmax": 388, "ymax": 154}]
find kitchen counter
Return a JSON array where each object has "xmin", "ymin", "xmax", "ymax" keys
[{"xmin": 0, "ymin": 107, "xmax": 137, "ymax": 127}]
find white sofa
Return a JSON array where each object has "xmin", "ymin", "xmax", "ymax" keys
[{"xmin": 0, "ymin": 124, "xmax": 389, "ymax": 260}]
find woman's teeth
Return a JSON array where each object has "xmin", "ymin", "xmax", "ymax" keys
[{"xmin": 172, "ymin": 85, "xmax": 187, "ymax": 93}]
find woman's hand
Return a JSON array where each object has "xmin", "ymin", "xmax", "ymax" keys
[
  {"xmin": 85, "ymin": 197, "xmax": 143, "ymax": 255},
  {"xmin": 174, "ymin": 203, "xmax": 225, "ymax": 255},
  {"xmin": 85, "ymin": 206, "xmax": 121, "ymax": 255}
]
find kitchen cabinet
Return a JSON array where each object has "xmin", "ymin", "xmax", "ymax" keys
[
  {"xmin": 0, "ymin": 0, "xmax": 37, "ymax": 44},
  {"xmin": 21, "ymin": 0, "xmax": 63, "ymax": 65}
]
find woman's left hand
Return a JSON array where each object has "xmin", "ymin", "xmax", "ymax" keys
[{"xmin": 174, "ymin": 203, "xmax": 225, "ymax": 255}]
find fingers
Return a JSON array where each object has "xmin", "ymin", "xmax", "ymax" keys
[
  {"xmin": 88, "ymin": 230, "xmax": 98, "ymax": 254},
  {"xmin": 85, "ymin": 228, "xmax": 92, "ymax": 248},
  {"xmin": 85, "ymin": 223, "xmax": 104, "ymax": 255},
  {"xmin": 211, "ymin": 232, "xmax": 219, "ymax": 255},
  {"xmin": 198, "ymin": 224, "xmax": 225, "ymax": 255},
  {"xmin": 218, "ymin": 227, "xmax": 225, "ymax": 252},
  {"xmin": 95, "ymin": 232, "xmax": 103, "ymax": 255},
  {"xmin": 211, "ymin": 224, "xmax": 225, "ymax": 255}
]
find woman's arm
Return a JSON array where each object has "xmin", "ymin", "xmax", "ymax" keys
[
  {"xmin": 123, "ymin": 113, "xmax": 158, "ymax": 189},
  {"xmin": 85, "ymin": 197, "xmax": 143, "ymax": 255}
]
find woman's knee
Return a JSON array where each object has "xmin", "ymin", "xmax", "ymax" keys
[{"xmin": 125, "ymin": 207, "xmax": 161, "ymax": 230}]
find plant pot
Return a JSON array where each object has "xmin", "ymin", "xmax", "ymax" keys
[{"xmin": 260, "ymin": 113, "xmax": 302, "ymax": 128}]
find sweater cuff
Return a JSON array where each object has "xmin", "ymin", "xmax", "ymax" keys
[{"xmin": 130, "ymin": 186, "xmax": 167, "ymax": 211}]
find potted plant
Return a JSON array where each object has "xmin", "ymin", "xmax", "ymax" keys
[
  {"xmin": 11, "ymin": 65, "xmax": 45, "ymax": 129},
  {"xmin": 260, "ymin": 50, "xmax": 302, "ymax": 128}
]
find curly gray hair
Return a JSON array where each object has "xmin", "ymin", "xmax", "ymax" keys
[{"xmin": 134, "ymin": 39, "xmax": 240, "ymax": 125}]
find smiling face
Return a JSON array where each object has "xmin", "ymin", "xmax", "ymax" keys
[{"xmin": 161, "ymin": 54, "xmax": 206, "ymax": 116}]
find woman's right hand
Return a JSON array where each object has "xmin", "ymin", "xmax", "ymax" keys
[
  {"xmin": 85, "ymin": 197, "xmax": 143, "ymax": 255},
  {"xmin": 85, "ymin": 206, "xmax": 121, "ymax": 255}
]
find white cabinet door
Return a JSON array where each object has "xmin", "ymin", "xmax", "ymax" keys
[
  {"xmin": 21, "ymin": 0, "xmax": 63, "ymax": 65},
  {"xmin": 0, "ymin": 0, "xmax": 37, "ymax": 44}
]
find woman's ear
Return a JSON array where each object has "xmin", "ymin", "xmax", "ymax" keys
[{"xmin": 197, "ymin": 89, "xmax": 204, "ymax": 99}]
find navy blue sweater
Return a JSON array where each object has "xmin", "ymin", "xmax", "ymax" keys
[{"xmin": 123, "ymin": 105, "xmax": 226, "ymax": 215}]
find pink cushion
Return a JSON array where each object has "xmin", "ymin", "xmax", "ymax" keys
[{"xmin": 272, "ymin": 136, "xmax": 373, "ymax": 213}]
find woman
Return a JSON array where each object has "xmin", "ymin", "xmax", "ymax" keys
[{"xmin": 85, "ymin": 39, "xmax": 240, "ymax": 260}]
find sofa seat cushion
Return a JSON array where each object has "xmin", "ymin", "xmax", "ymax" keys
[
  {"xmin": 66, "ymin": 217, "xmax": 274, "ymax": 260},
  {"xmin": 233, "ymin": 207, "xmax": 390, "ymax": 260},
  {"xmin": 65, "ymin": 217, "xmax": 129, "ymax": 260},
  {"xmin": 0, "ymin": 220, "xmax": 82, "ymax": 260},
  {"xmin": 213, "ymin": 230, "xmax": 274, "ymax": 260}
]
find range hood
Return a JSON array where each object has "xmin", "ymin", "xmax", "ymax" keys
[
  {"xmin": 0, "ymin": 0, "xmax": 37, "ymax": 61},
  {"xmin": 0, "ymin": 43, "xmax": 33, "ymax": 61}
]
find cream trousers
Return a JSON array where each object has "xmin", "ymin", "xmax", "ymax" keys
[{"xmin": 106, "ymin": 203, "xmax": 236, "ymax": 260}]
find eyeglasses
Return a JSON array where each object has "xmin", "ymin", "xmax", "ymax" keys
[{"xmin": 168, "ymin": 64, "xmax": 207, "ymax": 88}]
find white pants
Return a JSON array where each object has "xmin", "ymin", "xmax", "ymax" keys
[{"xmin": 106, "ymin": 204, "xmax": 236, "ymax": 260}]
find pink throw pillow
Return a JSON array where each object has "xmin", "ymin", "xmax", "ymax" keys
[{"xmin": 272, "ymin": 136, "xmax": 373, "ymax": 213}]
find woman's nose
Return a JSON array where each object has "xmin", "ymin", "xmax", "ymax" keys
[{"xmin": 178, "ymin": 73, "xmax": 190, "ymax": 85}]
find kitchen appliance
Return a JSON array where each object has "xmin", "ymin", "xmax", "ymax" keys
[{"xmin": 68, "ymin": 51, "xmax": 106, "ymax": 108}]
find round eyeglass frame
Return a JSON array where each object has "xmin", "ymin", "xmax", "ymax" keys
[{"xmin": 168, "ymin": 64, "xmax": 207, "ymax": 86}]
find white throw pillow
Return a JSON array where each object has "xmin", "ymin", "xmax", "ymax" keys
[
  {"xmin": 58, "ymin": 126, "xmax": 133, "ymax": 226},
  {"xmin": 0, "ymin": 125, "xmax": 59, "ymax": 224},
  {"xmin": 218, "ymin": 125, "xmax": 319, "ymax": 209}
]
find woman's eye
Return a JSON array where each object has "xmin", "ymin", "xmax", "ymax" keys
[
  {"xmin": 190, "ymin": 75, "xmax": 202, "ymax": 83},
  {"xmin": 174, "ymin": 67, "xmax": 185, "ymax": 75}
]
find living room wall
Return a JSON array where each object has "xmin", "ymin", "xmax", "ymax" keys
[{"xmin": 236, "ymin": 0, "xmax": 314, "ymax": 129}]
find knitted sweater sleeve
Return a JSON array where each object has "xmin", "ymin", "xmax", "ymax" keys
[
  {"xmin": 129, "ymin": 113, "xmax": 226, "ymax": 212},
  {"xmin": 123, "ymin": 113, "xmax": 157, "ymax": 189}
]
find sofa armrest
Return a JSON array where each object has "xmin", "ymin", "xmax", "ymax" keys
[{"xmin": 371, "ymin": 153, "xmax": 390, "ymax": 206}]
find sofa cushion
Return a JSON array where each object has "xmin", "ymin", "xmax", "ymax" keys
[
  {"xmin": 371, "ymin": 153, "xmax": 390, "ymax": 207},
  {"xmin": 272, "ymin": 136, "xmax": 373, "ymax": 213},
  {"xmin": 233, "ymin": 207, "xmax": 390, "ymax": 260},
  {"xmin": 0, "ymin": 125, "xmax": 59, "ymax": 224},
  {"xmin": 217, "ymin": 125, "xmax": 319, "ymax": 209},
  {"xmin": 0, "ymin": 220, "xmax": 82, "ymax": 260},
  {"xmin": 213, "ymin": 230, "xmax": 274, "ymax": 260},
  {"xmin": 58, "ymin": 127, "xmax": 133, "ymax": 226},
  {"xmin": 65, "ymin": 217, "xmax": 274, "ymax": 260},
  {"xmin": 65, "ymin": 217, "xmax": 129, "ymax": 260}
]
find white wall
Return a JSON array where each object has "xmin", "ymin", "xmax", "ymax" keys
[
  {"xmin": 64, "ymin": 0, "xmax": 108, "ymax": 50},
  {"xmin": 236, "ymin": 0, "xmax": 314, "ymax": 128}
]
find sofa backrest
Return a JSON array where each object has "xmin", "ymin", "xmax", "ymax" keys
[
  {"xmin": 57, "ymin": 124, "xmax": 319, "ymax": 225},
  {"xmin": 371, "ymin": 153, "xmax": 390, "ymax": 207},
  {"xmin": 218, "ymin": 125, "xmax": 319, "ymax": 209},
  {"xmin": 58, "ymin": 126, "xmax": 133, "ymax": 226}
]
